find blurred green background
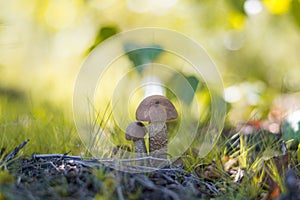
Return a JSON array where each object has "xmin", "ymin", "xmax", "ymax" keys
[{"xmin": 0, "ymin": 0, "xmax": 300, "ymax": 155}]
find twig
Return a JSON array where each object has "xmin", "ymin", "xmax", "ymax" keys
[
  {"xmin": 49, "ymin": 161, "xmax": 60, "ymax": 172},
  {"xmin": 31, "ymin": 154, "xmax": 172, "ymax": 167},
  {"xmin": 30, "ymin": 154, "xmax": 198, "ymax": 175},
  {"xmin": 4, "ymin": 139, "xmax": 30, "ymax": 162},
  {"xmin": 32, "ymin": 154, "xmax": 82, "ymax": 160}
]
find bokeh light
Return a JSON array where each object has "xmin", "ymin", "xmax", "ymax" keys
[{"xmin": 244, "ymin": 0, "xmax": 263, "ymax": 15}]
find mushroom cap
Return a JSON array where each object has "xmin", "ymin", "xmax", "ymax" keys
[
  {"xmin": 136, "ymin": 95, "xmax": 178, "ymax": 122},
  {"xmin": 149, "ymin": 104, "xmax": 167, "ymax": 122},
  {"xmin": 125, "ymin": 122, "xmax": 147, "ymax": 141}
]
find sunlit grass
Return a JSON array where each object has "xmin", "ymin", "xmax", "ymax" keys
[{"xmin": 0, "ymin": 95, "xmax": 82, "ymax": 159}]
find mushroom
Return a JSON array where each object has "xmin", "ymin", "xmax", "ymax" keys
[
  {"xmin": 136, "ymin": 95, "xmax": 178, "ymax": 165},
  {"xmin": 125, "ymin": 122, "xmax": 147, "ymax": 161}
]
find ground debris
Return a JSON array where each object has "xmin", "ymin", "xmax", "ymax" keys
[{"xmin": 1, "ymin": 154, "xmax": 224, "ymax": 199}]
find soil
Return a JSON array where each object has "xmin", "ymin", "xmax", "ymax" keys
[{"xmin": 1, "ymin": 155, "xmax": 222, "ymax": 200}]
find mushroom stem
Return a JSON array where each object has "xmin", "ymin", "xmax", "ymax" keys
[
  {"xmin": 133, "ymin": 139, "xmax": 147, "ymax": 158},
  {"xmin": 149, "ymin": 121, "xmax": 168, "ymax": 159},
  {"xmin": 133, "ymin": 139, "xmax": 147, "ymax": 166},
  {"xmin": 148, "ymin": 104, "xmax": 169, "ymax": 167},
  {"xmin": 125, "ymin": 122, "xmax": 147, "ymax": 165}
]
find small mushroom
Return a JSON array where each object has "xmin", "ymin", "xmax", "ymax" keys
[
  {"xmin": 136, "ymin": 95, "xmax": 178, "ymax": 166},
  {"xmin": 125, "ymin": 122, "xmax": 147, "ymax": 160}
]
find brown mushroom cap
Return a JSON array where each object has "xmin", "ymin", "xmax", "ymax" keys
[
  {"xmin": 149, "ymin": 104, "xmax": 167, "ymax": 122},
  {"xmin": 136, "ymin": 95, "xmax": 178, "ymax": 122},
  {"xmin": 125, "ymin": 122, "xmax": 147, "ymax": 141}
]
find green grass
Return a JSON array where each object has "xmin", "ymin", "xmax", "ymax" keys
[{"xmin": 0, "ymin": 95, "xmax": 82, "ymax": 158}]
